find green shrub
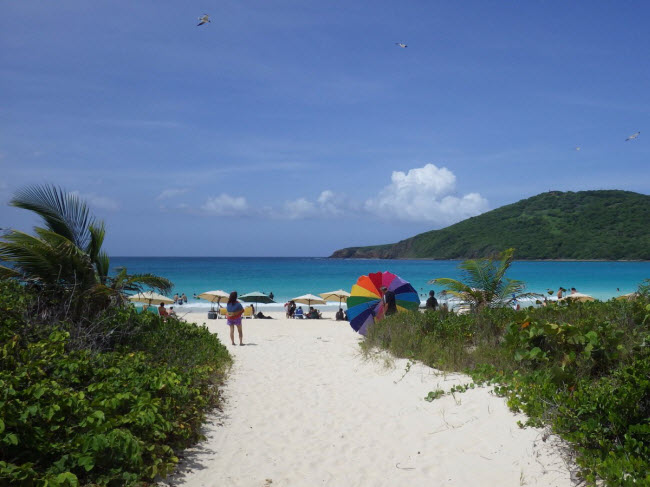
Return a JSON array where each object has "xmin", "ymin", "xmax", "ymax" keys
[
  {"xmin": 0, "ymin": 281, "xmax": 232, "ymax": 486},
  {"xmin": 363, "ymin": 293, "xmax": 650, "ymax": 485}
]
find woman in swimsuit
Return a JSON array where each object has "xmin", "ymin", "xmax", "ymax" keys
[{"xmin": 226, "ymin": 291, "xmax": 245, "ymax": 346}]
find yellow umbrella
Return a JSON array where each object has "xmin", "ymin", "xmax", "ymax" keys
[
  {"xmin": 319, "ymin": 289, "xmax": 350, "ymax": 306},
  {"xmin": 559, "ymin": 292, "xmax": 595, "ymax": 303},
  {"xmin": 128, "ymin": 291, "xmax": 174, "ymax": 306}
]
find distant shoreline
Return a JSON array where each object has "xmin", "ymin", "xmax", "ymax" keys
[
  {"xmin": 327, "ymin": 257, "xmax": 650, "ymax": 262},
  {"xmin": 113, "ymin": 256, "xmax": 649, "ymax": 262}
]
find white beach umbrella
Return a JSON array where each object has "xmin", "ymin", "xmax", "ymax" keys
[
  {"xmin": 291, "ymin": 293, "xmax": 327, "ymax": 306},
  {"xmin": 319, "ymin": 290, "xmax": 350, "ymax": 306},
  {"xmin": 128, "ymin": 291, "xmax": 174, "ymax": 306},
  {"xmin": 559, "ymin": 292, "xmax": 595, "ymax": 303},
  {"xmin": 615, "ymin": 292, "xmax": 639, "ymax": 301},
  {"xmin": 197, "ymin": 290, "xmax": 230, "ymax": 310},
  {"xmin": 197, "ymin": 290, "xmax": 229, "ymax": 303}
]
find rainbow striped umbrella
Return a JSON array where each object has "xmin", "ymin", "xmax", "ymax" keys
[{"xmin": 347, "ymin": 271, "xmax": 419, "ymax": 335}]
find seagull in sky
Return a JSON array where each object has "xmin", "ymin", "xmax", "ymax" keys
[
  {"xmin": 197, "ymin": 14, "xmax": 211, "ymax": 26},
  {"xmin": 625, "ymin": 131, "xmax": 640, "ymax": 141},
  {"xmin": 395, "ymin": 42, "xmax": 408, "ymax": 48}
]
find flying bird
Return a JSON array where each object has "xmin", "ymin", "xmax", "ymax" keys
[
  {"xmin": 197, "ymin": 14, "xmax": 211, "ymax": 26},
  {"xmin": 395, "ymin": 43, "xmax": 407, "ymax": 48},
  {"xmin": 575, "ymin": 147, "xmax": 581, "ymax": 151},
  {"xmin": 625, "ymin": 131, "xmax": 640, "ymax": 141}
]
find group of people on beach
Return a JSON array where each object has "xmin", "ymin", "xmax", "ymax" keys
[
  {"xmin": 173, "ymin": 293, "xmax": 188, "ymax": 305},
  {"xmin": 556, "ymin": 287, "xmax": 578, "ymax": 299}
]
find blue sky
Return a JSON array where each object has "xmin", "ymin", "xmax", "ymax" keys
[{"xmin": 1, "ymin": 1, "xmax": 648, "ymax": 256}]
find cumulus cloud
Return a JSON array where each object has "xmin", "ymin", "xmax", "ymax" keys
[
  {"xmin": 156, "ymin": 188, "xmax": 188, "ymax": 200},
  {"xmin": 202, "ymin": 194, "xmax": 249, "ymax": 216},
  {"xmin": 364, "ymin": 164, "xmax": 488, "ymax": 224},
  {"xmin": 70, "ymin": 191, "xmax": 119, "ymax": 211}
]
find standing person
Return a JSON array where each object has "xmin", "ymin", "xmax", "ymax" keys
[
  {"xmin": 173, "ymin": 293, "xmax": 179, "ymax": 304},
  {"xmin": 226, "ymin": 291, "xmax": 244, "ymax": 346},
  {"xmin": 269, "ymin": 291, "xmax": 274, "ymax": 301},
  {"xmin": 182, "ymin": 293, "xmax": 188, "ymax": 303},
  {"xmin": 425, "ymin": 290, "xmax": 438, "ymax": 310},
  {"xmin": 381, "ymin": 286, "xmax": 397, "ymax": 316},
  {"xmin": 557, "ymin": 287, "xmax": 565, "ymax": 299}
]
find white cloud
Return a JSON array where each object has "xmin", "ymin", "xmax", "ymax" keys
[
  {"xmin": 364, "ymin": 163, "xmax": 488, "ymax": 224},
  {"xmin": 282, "ymin": 190, "xmax": 350, "ymax": 219},
  {"xmin": 70, "ymin": 191, "xmax": 119, "ymax": 211},
  {"xmin": 202, "ymin": 194, "xmax": 249, "ymax": 216},
  {"xmin": 156, "ymin": 188, "xmax": 188, "ymax": 200},
  {"xmin": 283, "ymin": 198, "xmax": 315, "ymax": 219}
]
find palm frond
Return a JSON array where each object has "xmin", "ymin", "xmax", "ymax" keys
[
  {"xmin": 0, "ymin": 265, "xmax": 20, "ymax": 279},
  {"xmin": 121, "ymin": 273, "xmax": 173, "ymax": 295},
  {"xmin": 11, "ymin": 184, "xmax": 96, "ymax": 249}
]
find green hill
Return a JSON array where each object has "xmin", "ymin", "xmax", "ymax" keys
[{"xmin": 330, "ymin": 190, "xmax": 650, "ymax": 260}]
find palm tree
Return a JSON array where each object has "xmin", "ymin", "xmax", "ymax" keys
[
  {"xmin": 0, "ymin": 185, "xmax": 171, "ymax": 318},
  {"xmin": 430, "ymin": 248, "xmax": 537, "ymax": 312}
]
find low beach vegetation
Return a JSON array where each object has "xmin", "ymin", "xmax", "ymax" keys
[
  {"xmin": 362, "ymin": 254, "xmax": 650, "ymax": 485},
  {"xmin": 0, "ymin": 186, "xmax": 232, "ymax": 486}
]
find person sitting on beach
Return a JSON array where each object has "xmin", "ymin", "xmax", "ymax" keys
[
  {"xmin": 168, "ymin": 306, "xmax": 177, "ymax": 317},
  {"xmin": 158, "ymin": 303, "xmax": 169, "ymax": 318},
  {"xmin": 294, "ymin": 306, "xmax": 304, "ymax": 319},
  {"xmin": 425, "ymin": 290, "xmax": 438, "ymax": 310},
  {"xmin": 307, "ymin": 307, "xmax": 320, "ymax": 319},
  {"xmin": 256, "ymin": 311, "xmax": 272, "ymax": 319},
  {"xmin": 335, "ymin": 308, "xmax": 345, "ymax": 321},
  {"xmin": 570, "ymin": 287, "xmax": 577, "ymax": 294}
]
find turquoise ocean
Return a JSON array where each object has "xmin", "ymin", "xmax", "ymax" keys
[{"xmin": 111, "ymin": 257, "xmax": 650, "ymax": 311}]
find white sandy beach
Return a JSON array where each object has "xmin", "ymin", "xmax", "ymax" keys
[{"xmin": 162, "ymin": 311, "xmax": 575, "ymax": 487}]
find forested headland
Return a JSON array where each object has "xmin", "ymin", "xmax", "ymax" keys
[{"xmin": 330, "ymin": 190, "xmax": 650, "ymax": 260}]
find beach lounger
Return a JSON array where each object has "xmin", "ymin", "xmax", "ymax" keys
[
  {"xmin": 243, "ymin": 307, "xmax": 254, "ymax": 319},
  {"xmin": 218, "ymin": 308, "xmax": 227, "ymax": 319}
]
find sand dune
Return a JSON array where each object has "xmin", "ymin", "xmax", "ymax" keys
[{"xmin": 161, "ymin": 312, "xmax": 574, "ymax": 487}]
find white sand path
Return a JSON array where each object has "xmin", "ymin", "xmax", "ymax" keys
[{"xmin": 161, "ymin": 312, "xmax": 574, "ymax": 487}]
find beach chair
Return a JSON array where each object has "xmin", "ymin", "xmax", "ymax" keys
[
  {"xmin": 218, "ymin": 308, "xmax": 227, "ymax": 319},
  {"xmin": 243, "ymin": 307, "xmax": 254, "ymax": 319}
]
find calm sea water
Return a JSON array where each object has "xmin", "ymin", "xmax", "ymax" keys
[{"xmin": 111, "ymin": 257, "xmax": 650, "ymax": 310}]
